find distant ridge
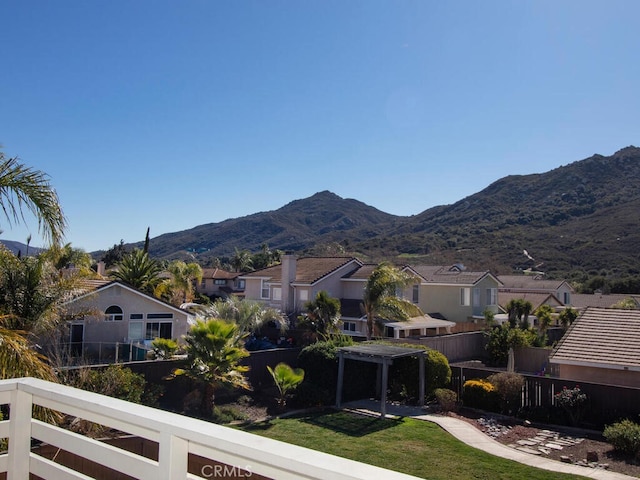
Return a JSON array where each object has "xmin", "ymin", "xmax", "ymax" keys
[{"xmin": 83, "ymin": 146, "xmax": 640, "ymax": 277}]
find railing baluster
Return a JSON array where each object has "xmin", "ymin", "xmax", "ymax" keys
[{"xmin": 7, "ymin": 387, "xmax": 32, "ymax": 480}]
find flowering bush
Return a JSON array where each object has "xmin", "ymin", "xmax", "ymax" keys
[
  {"xmin": 555, "ymin": 385, "xmax": 587, "ymax": 426},
  {"xmin": 462, "ymin": 379, "xmax": 499, "ymax": 411},
  {"xmin": 555, "ymin": 385, "xmax": 587, "ymax": 408}
]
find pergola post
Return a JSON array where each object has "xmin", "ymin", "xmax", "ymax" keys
[
  {"xmin": 380, "ymin": 358, "xmax": 389, "ymax": 419},
  {"xmin": 335, "ymin": 350, "xmax": 345, "ymax": 408},
  {"xmin": 418, "ymin": 353, "xmax": 425, "ymax": 406}
]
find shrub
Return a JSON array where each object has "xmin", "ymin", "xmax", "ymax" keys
[
  {"xmin": 434, "ymin": 388, "xmax": 458, "ymax": 412},
  {"xmin": 381, "ymin": 342, "xmax": 451, "ymax": 400},
  {"xmin": 604, "ymin": 419, "xmax": 640, "ymax": 457},
  {"xmin": 296, "ymin": 337, "xmax": 375, "ymax": 406},
  {"xmin": 71, "ymin": 365, "xmax": 146, "ymax": 403},
  {"xmin": 463, "ymin": 379, "xmax": 499, "ymax": 411},
  {"xmin": 487, "ymin": 372, "xmax": 524, "ymax": 415},
  {"xmin": 211, "ymin": 405, "xmax": 249, "ymax": 424},
  {"xmin": 555, "ymin": 385, "xmax": 587, "ymax": 426},
  {"xmin": 151, "ymin": 337, "xmax": 179, "ymax": 359}
]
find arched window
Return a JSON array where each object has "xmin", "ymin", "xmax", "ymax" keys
[{"xmin": 105, "ymin": 305, "xmax": 123, "ymax": 321}]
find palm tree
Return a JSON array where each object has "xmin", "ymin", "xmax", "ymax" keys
[
  {"xmin": 162, "ymin": 260, "xmax": 203, "ymax": 305},
  {"xmin": 171, "ymin": 318, "xmax": 250, "ymax": 416},
  {"xmin": 230, "ymin": 247, "xmax": 253, "ymax": 273},
  {"xmin": 111, "ymin": 249, "xmax": 162, "ymax": 293},
  {"xmin": 299, "ymin": 290, "xmax": 341, "ymax": 336},
  {"xmin": 0, "ymin": 151, "xmax": 66, "ymax": 245},
  {"xmin": 361, "ymin": 263, "xmax": 422, "ymax": 340},
  {"xmin": 267, "ymin": 362, "xmax": 304, "ymax": 408},
  {"xmin": 204, "ymin": 296, "xmax": 288, "ymax": 335}
]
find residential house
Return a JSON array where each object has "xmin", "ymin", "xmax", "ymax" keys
[
  {"xmin": 241, "ymin": 255, "xmax": 363, "ymax": 315},
  {"xmin": 242, "ymin": 256, "xmax": 500, "ymax": 338},
  {"xmin": 569, "ymin": 292, "xmax": 640, "ymax": 311},
  {"xmin": 409, "ymin": 265, "xmax": 501, "ymax": 320},
  {"xmin": 59, "ymin": 280, "xmax": 195, "ymax": 360},
  {"xmin": 197, "ymin": 267, "xmax": 245, "ymax": 299},
  {"xmin": 549, "ymin": 307, "xmax": 640, "ymax": 387},
  {"xmin": 498, "ymin": 275, "xmax": 574, "ymax": 306}
]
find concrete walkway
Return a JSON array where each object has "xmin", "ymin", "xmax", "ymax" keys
[{"xmin": 343, "ymin": 401, "xmax": 635, "ymax": 480}]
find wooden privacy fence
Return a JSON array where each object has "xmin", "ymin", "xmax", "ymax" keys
[
  {"xmin": 451, "ymin": 365, "xmax": 640, "ymax": 428},
  {"xmin": 388, "ymin": 331, "xmax": 488, "ymax": 363}
]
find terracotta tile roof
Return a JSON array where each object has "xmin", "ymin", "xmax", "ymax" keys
[
  {"xmin": 201, "ymin": 268, "xmax": 238, "ymax": 280},
  {"xmin": 341, "ymin": 264, "xmax": 377, "ymax": 280},
  {"xmin": 550, "ymin": 307, "xmax": 640, "ymax": 369},
  {"xmin": 498, "ymin": 292, "xmax": 563, "ymax": 311},
  {"xmin": 569, "ymin": 293, "xmax": 640, "ymax": 310},
  {"xmin": 242, "ymin": 257, "xmax": 361, "ymax": 285},
  {"xmin": 411, "ymin": 265, "xmax": 494, "ymax": 285},
  {"xmin": 498, "ymin": 275, "xmax": 573, "ymax": 291}
]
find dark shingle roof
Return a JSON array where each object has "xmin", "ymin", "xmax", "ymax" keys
[
  {"xmin": 550, "ymin": 307, "xmax": 640, "ymax": 369},
  {"xmin": 570, "ymin": 293, "xmax": 640, "ymax": 309},
  {"xmin": 411, "ymin": 265, "xmax": 493, "ymax": 285},
  {"xmin": 498, "ymin": 275, "xmax": 572, "ymax": 291}
]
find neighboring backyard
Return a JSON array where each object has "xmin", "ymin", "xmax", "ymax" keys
[{"xmin": 241, "ymin": 409, "xmax": 589, "ymax": 480}]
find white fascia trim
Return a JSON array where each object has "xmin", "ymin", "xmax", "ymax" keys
[{"xmin": 67, "ymin": 282, "xmax": 193, "ymax": 320}]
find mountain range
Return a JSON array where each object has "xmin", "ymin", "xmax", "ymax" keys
[
  {"xmin": 5, "ymin": 146, "xmax": 639, "ymax": 280},
  {"xmin": 120, "ymin": 146, "xmax": 640, "ymax": 279}
]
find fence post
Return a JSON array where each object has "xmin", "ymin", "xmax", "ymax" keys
[{"xmin": 115, "ymin": 342, "xmax": 119, "ymax": 363}]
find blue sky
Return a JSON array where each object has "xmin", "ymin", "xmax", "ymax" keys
[{"xmin": 1, "ymin": 1, "xmax": 639, "ymax": 253}]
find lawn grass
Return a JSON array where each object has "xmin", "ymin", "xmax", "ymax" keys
[{"xmin": 242, "ymin": 409, "xmax": 588, "ymax": 480}]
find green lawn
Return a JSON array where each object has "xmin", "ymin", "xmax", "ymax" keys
[{"xmin": 242, "ymin": 410, "xmax": 588, "ymax": 480}]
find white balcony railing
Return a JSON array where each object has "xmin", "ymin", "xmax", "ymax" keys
[{"xmin": 0, "ymin": 377, "xmax": 419, "ymax": 480}]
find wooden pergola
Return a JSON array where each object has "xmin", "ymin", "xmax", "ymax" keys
[{"xmin": 335, "ymin": 344, "xmax": 425, "ymax": 419}]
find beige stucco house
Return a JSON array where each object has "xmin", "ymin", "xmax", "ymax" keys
[
  {"xmin": 241, "ymin": 256, "xmax": 500, "ymax": 338},
  {"xmin": 62, "ymin": 281, "xmax": 195, "ymax": 358},
  {"xmin": 196, "ymin": 268, "xmax": 245, "ymax": 299},
  {"xmin": 498, "ymin": 275, "xmax": 574, "ymax": 306}
]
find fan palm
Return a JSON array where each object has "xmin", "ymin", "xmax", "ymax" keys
[
  {"xmin": 0, "ymin": 151, "xmax": 66, "ymax": 245},
  {"xmin": 361, "ymin": 263, "xmax": 422, "ymax": 340},
  {"xmin": 267, "ymin": 362, "xmax": 304, "ymax": 408},
  {"xmin": 171, "ymin": 319, "xmax": 250, "ymax": 415},
  {"xmin": 204, "ymin": 296, "xmax": 288, "ymax": 335}
]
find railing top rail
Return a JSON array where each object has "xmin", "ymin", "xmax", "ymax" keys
[{"xmin": 0, "ymin": 377, "xmax": 421, "ymax": 480}]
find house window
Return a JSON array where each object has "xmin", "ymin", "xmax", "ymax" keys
[
  {"xmin": 299, "ymin": 290, "xmax": 309, "ymax": 302},
  {"xmin": 563, "ymin": 292, "xmax": 570, "ymax": 305},
  {"xmin": 214, "ymin": 279, "xmax": 226, "ymax": 285},
  {"xmin": 273, "ymin": 287, "xmax": 282, "ymax": 301},
  {"xmin": 412, "ymin": 285, "xmax": 419, "ymax": 304},
  {"xmin": 486, "ymin": 288, "xmax": 497, "ymax": 305},
  {"xmin": 146, "ymin": 322, "xmax": 172, "ymax": 340},
  {"xmin": 460, "ymin": 288, "xmax": 470, "ymax": 306},
  {"xmin": 128, "ymin": 322, "xmax": 144, "ymax": 341},
  {"xmin": 237, "ymin": 279, "xmax": 246, "ymax": 289},
  {"xmin": 343, "ymin": 321, "xmax": 356, "ymax": 332},
  {"xmin": 472, "ymin": 288, "xmax": 481, "ymax": 307},
  {"xmin": 200, "ymin": 279, "xmax": 207, "ymax": 288},
  {"xmin": 147, "ymin": 313, "xmax": 173, "ymax": 319},
  {"xmin": 261, "ymin": 280, "xmax": 270, "ymax": 299},
  {"xmin": 105, "ymin": 305, "xmax": 123, "ymax": 321}
]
